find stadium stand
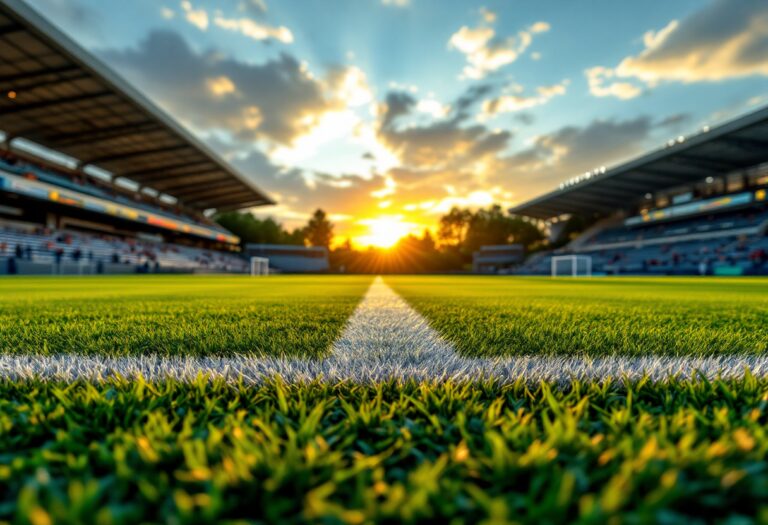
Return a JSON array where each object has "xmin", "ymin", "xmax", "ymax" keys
[
  {"xmin": 0, "ymin": 0, "xmax": 273, "ymax": 275},
  {"xmin": 472, "ymin": 245, "xmax": 525, "ymax": 274},
  {"xmin": 245, "ymin": 244, "xmax": 330, "ymax": 273},
  {"xmin": 0, "ymin": 222, "xmax": 247, "ymax": 275},
  {"xmin": 512, "ymin": 105, "xmax": 768, "ymax": 276}
]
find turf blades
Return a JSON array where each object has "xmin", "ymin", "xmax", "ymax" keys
[{"xmin": 2, "ymin": 278, "xmax": 768, "ymax": 384}]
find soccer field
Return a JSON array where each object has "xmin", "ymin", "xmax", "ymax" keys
[
  {"xmin": 387, "ymin": 276, "xmax": 768, "ymax": 357},
  {"xmin": 0, "ymin": 275, "xmax": 372, "ymax": 357},
  {"xmin": 3, "ymin": 275, "xmax": 768, "ymax": 523}
]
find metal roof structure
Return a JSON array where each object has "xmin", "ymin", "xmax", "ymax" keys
[
  {"xmin": 511, "ymin": 105, "xmax": 768, "ymax": 220},
  {"xmin": 0, "ymin": 0, "xmax": 274, "ymax": 212}
]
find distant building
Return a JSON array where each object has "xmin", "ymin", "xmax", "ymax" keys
[
  {"xmin": 245, "ymin": 244, "xmax": 329, "ymax": 273},
  {"xmin": 472, "ymin": 245, "xmax": 525, "ymax": 274}
]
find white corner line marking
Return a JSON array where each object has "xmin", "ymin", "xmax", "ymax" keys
[{"xmin": 1, "ymin": 276, "xmax": 767, "ymax": 383}]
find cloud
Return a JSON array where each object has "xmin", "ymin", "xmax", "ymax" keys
[
  {"xmin": 266, "ymin": 66, "xmax": 389, "ymax": 173},
  {"xmin": 481, "ymin": 80, "xmax": 568, "ymax": 117},
  {"xmin": 585, "ymin": 66, "xmax": 643, "ymax": 100},
  {"xmin": 381, "ymin": 0, "xmax": 410, "ymax": 7},
  {"xmin": 100, "ymin": 31, "xmax": 333, "ymax": 146},
  {"xmin": 298, "ymin": 84, "xmax": 516, "ymax": 226},
  {"xmin": 233, "ymin": 113, "xmax": 673, "ymax": 233},
  {"xmin": 326, "ymin": 66, "xmax": 374, "ymax": 107},
  {"xmin": 231, "ymin": 148, "xmax": 394, "ymax": 231},
  {"xmin": 208, "ymin": 81, "xmax": 523, "ymax": 237},
  {"xmin": 379, "ymin": 91, "xmax": 417, "ymax": 130},
  {"xmin": 206, "ymin": 76, "xmax": 237, "ymax": 97},
  {"xmin": 501, "ymin": 117, "xmax": 655, "ymax": 194},
  {"xmin": 269, "ymin": 109, "xmax": 361, "ymax": 167},
  {"xmin": 586, "ymin": 0, "xmax": 768, "ymax": 99},
  {"xmin": 416, "ymin": 98, "xmax": 450, "ymax": 119},
  {"xmin": 213, "ymin": 15, "xmax": 294, "ymax": 43},
  {"xmin": 240, "ymin": 0, "xmax": 268, "ymax": 16},
  {"xmin": 657, "ymin": 113, "xmax": 690, "ymax": 129},
  {"xmin": 453, "ymin": 83, "xmax": 495, "ymax": 115},
  {"xmin": 30, "ymin": 0, "xmax": 103, "ymax": 39},
  {"xmin": 378, "ymin": 91, "xmax": 512, "ymax": 172},
  {"xmin": 180, "ymin": 0, "xmax": 208, "ymax": 30},
  {"xmin": 449, "ymin": 14, "xmax": 549, "ymax": 79},
  {"xmin": 479, "ymin": 7, "xmax": 496, "ymax": 24},
  {"xmin": 160, "ymin": 7, "xmax": 176, "ymax": 20}
]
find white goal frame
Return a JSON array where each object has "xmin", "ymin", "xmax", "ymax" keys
[
  {"xmin": 551, "ymin": 255, "xmax": 592, "ymax": 278},
  {"xmin": 250, "ymin": 256, "xmax": 269, "ymax": 276}
]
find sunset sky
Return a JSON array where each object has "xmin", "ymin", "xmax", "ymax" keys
[{"xmin": 31, "ymin": 0, "xmax": 768, "ymax": 247}]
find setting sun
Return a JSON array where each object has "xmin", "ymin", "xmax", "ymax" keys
[{"xmin": 355, "ymin": 216, "xmax": 418, "ymax": 249}]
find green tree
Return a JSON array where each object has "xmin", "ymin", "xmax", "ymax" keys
[
  {"xmin": 438, "ymin": 207, "xmax": 472, "ymax": 247},
  {"xmin": 464, "ymin": 205, "xmax": 512, "ymax": 252},
  {"xmin": 464, "ymin": 205, "xmax": 545, "ymax": 253},
  {"xmin": 304, "ymin": 209, "xmax": 334, "ymax": 248},
  {"xmin": 436, "ymin": 205, "xmax": 545, "ymax": 255},
  {"xmin": 214, "ymin": 212, "xmax": 304, "ymax": 246},
  {"xmin": 507, "ymin": 214, "xmax": 545, "ymax": 248}
]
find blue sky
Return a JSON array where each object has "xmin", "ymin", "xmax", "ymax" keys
[{"xmin": 28, "ymin": 0, "xmax": 768, "ymax": 244}]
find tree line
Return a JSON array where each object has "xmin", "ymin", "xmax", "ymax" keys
[
  {"xmin": 215, "ymin": 209, "xmax": 333, "ymax": 247},
  {"xmin": 216, "ymin": 205, "xmax": 545, "ymax": 273}
]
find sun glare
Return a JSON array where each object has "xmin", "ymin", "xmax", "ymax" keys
[{"xmin": 355, "ymin": 216, "xmax": 415, "ymax": 249}]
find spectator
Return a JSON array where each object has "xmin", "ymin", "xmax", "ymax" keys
[{"xmin": 699, "ymin": 259, "xmax": 709, "ymax": 276}]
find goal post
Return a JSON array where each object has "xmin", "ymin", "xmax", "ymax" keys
[
  {"xmin": 551, "ymin": 255, "xmax": 592, "ymax": 278},
  {"xmin": 250, "ymin": 256, "xmax": 269, "ymax": 276}
]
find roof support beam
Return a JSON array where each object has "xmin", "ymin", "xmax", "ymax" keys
[
  {"xmin": 0, "ymin": 24, "xmax": 22, "ymax": 36},
  {"xmin": 83, "ymin": 144, "xmax": 190, "ymax": 165},
  {"xmin": 0, "ymin": 91, "xmax": 114, "ymax": 116},
  {"xmin": 552, "ymin": 195, "xmax": 611, "ymax": 208},
  {"xmin": 620, "ymin": 170, "xmax": 692, "ymax": 187},
  {"xmin": 511, "ymin": 205, "xmax": 558, "ymax": 219},
  {"xmin": 717, "ymin": 136, "xmax": 768, "ymax": 152},
  {"xmin": 195, "ymin": 192, "xmax": 265, "ymax": 208},
  {"xmin": 0, "ymin": 65, "xmax": 82, "ymax": 86},
  {"xmin": 119, "ymin": 161, "xmax": 214, "ymax": 181},
  {"xmin": 151, "ymin": 172, "xmax": 226, "ymax": 191},
  {"xmin": 215, "ymin": 200, "xmax": 269, "ymax": 212},
  {"xmin": 46, "ymin": 122, "xmax": 162, "ymax": 147},
  {"xmin": 0, "ymin": 72, "xmax": 91, "ymax": 93},
  {"xmin": 634, "ymin": 167, "xmax": 701, "ymax": 181},
  {"xmin": 0, "ymin": 1, "xmax": 271, "ymax": 210},
  {"xmin": 173, "ymin": 183, "xmax": 243, "ymax": 200},
  {"xmin": 673, "ymin": 154, "xmax": 735, "ymax": 173},
  {"xmin": 573, "ymin": 189, "xmax": 632, "ymax": 203}
]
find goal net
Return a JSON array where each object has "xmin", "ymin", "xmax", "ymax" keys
[
  {"xmin": 250, "ymin": 256, "xmax": 269, "ymax": 276},
  {"xmin": 551, "ymin": 255, "xmax": 592, "ymax": 277}
]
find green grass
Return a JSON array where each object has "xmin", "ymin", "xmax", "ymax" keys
[
  {"xmin": 387, "ymin": 276, "xmax": 768, "ymax": 357},
  {"xmin": 4, "ymin": 275, "xmax": 768, "ymax": 522},
  {"xmin": 0, "ymin": 275, "xmax": 372, "ymax": 357},
  {"xmin": 2, "ymin": 377, "xmax": 768, "ymax": 524}
]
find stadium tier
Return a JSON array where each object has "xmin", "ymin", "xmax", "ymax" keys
[
  {"xmin": 0, "ymin": 222, "xmax": 248, "ymax": 275},
  {"xmin": 0, "ymin": 0, "xmax": 273, "ymax": 274},
  {"xmin": 512, "ymin": 105, "xmax": 768, "ymax": 276},
  {"xmin": 245, "ymin": 244, "xmax": 330, "ymax": 273}
]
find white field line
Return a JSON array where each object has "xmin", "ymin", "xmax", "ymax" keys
[{"xmin": 1, "ymin": 277, "xmax": 767, "ymax": 384}]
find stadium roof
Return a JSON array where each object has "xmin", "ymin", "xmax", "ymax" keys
[
  {"xmin": 0, "ymin": 0, "xmax": 274, "ymax": 212},
  {"xmin": 511, "ymin": 105, "xmax": 768, "ymax": 220}
]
